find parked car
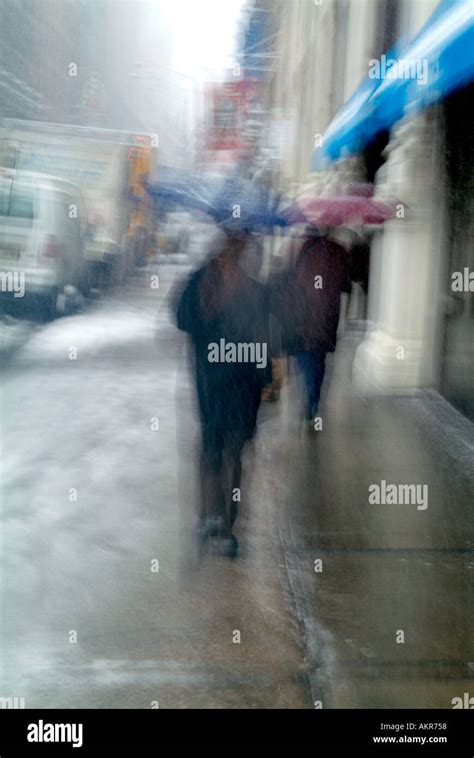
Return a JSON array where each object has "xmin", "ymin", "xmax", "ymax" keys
[{"xmin": 0, "ymin": 168, "xmax": 88, "ymax": 317}]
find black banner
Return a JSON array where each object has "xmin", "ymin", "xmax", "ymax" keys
[{"xmin": 0, "ymin": 709, "xmax": 473, "ymax": 754}]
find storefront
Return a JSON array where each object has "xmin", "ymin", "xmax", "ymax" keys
[
  {"xmin": 311, "ymin": 0, "xmax": 474, "ymax": 415},
  {"xmin": 440, "ymin": 81, "xmax": 474, "ymax": 419}
]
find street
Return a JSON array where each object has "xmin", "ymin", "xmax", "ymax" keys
[{"xmin": 1, "ymin": 261, "xmax": 473, "ymax": 709}]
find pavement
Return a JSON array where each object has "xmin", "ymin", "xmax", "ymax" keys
[{"xmin": 1, "ymin": 260, "xmax": 473, "ymax": 709}]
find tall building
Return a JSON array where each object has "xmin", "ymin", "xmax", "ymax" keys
[
  {"xmin": 0, "ymin": 0, "xmax": 107, "ymax": 124},
  {"xmin": 0, "ymin": 0, "xmax": 47, "ymax": 120}
]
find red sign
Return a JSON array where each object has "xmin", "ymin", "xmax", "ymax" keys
[{"xmin": 206, "ymin": 81, "xmax": 244, "ymax": 152}]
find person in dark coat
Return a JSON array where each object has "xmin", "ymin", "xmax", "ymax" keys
[
  {"xmin": 176, "ymin": 228, "xmax": 271, "ymax": 557},
  {"xmin": 273, "ymin": 230, "xmax": 351, "ymax": 421}
]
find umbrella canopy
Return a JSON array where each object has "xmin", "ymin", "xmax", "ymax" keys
[
  {"xmin": 147, "ymin": 172, "xmax": 290, "ymax": 229},
  {"xmin": 283, "ymin": 195, "xmax": 396, "ymax": 226},
  {"xmin": 147, "ymin": 176, "xmax": 215, "ymax": 216}
]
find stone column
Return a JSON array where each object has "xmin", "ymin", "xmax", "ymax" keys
[{"xmin": 353, "ymin": 107, "xmax": 448, "ymax": 392}]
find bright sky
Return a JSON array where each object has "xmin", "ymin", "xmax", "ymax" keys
[{"xmin": 157, "ymin": 0, "xmax": 246, "ymax": 82}]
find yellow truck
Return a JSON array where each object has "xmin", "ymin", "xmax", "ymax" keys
[{"xmin": 0, "ymin": 120, "xmax": 156, "ymax": 287}]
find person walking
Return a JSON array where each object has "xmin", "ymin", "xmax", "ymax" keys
[
  {"xmin": 274, "ymin": 229, "xmax": 351, "ymax": 422},
  {"xmin": 176, "ymin": 227, "xmax": 271, "ymax": 557}
]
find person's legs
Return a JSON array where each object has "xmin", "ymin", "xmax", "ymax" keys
[
  {"xmin": 309, "ymin": 348, "xmax": 326, "ymax": 418},
  {"xmin": 295, "ymin": 351, "xmax": 317, "ymax": 419},
  {"xmin": 295, "ymin": 350, "xmax": 326, "ymax": 419},
  {"xmin": 224, "ymin": 440, "xmax": 243, "ymax": 531},
  {"xmin": 199, "ymin": 425, "xmax": 224, "ymax": 540},
  {"xmin": 215, "ymin": 433, "xmax": 245, "ymax": 558}
]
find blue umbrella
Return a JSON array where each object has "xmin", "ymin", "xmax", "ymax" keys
[
  {"xmin": 147, "ymin": 177, "xmax": 215, "ymax": 216},
  {"xmin": 147, "ymin": 172, "xmax": 290, "ymax": 230}
]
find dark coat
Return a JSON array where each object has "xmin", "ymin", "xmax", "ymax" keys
[
  {"xmin": 176, "ymin": 262, "xmax": 271, "ymax": 444},
  {"xmin": 272, "ymin": 236, "xmax": 351, "ymax": 354}
]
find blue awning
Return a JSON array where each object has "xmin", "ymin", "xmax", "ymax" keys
[
  {"xmin": 370, "ymin": 0, "xmax": 474, "ymax": 131},
  {"xmin": 313, "ymin": 75, "xmax": 380, "ymax": 167},
  {"xmin": 315, "ymin": 0, "xmax": 474, "ymax": 167},
  {"xmin": 314, "ymin": 41, "xmax": 404, "ymax": 167}
]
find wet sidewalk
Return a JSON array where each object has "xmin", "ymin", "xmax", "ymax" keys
[
  {"xmin": 0, "ymin": 267, "xmax": 308, "ymax": 709},
  {"xmin": 256, "ymin": 331, "xmax": 474, "ymax": 708},
  {"xmin": 1, "ymin": 271, "xmax": 473, "ymax": 709}
]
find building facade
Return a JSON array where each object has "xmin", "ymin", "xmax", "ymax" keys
[{"xmin": 261, "ymin": 0, "xmax": 473, "ymax": 419}]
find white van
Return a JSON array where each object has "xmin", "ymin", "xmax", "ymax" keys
[{"xmin": 0, "ymin": 169, "xmax": 88, "ymax": 316}]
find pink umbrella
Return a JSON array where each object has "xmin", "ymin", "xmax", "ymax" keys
[{"xmin": 284, "ymin": 194, "xmax": 396, "ymax": 226}]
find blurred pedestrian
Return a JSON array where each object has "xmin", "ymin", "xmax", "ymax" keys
[
  {"xmin": 273, "ymin": 228, "xmax": 351, "ymax": 422},
  {"xmin": 176, "ymin": 227, "xmax": 271, "ymax": 557}
]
